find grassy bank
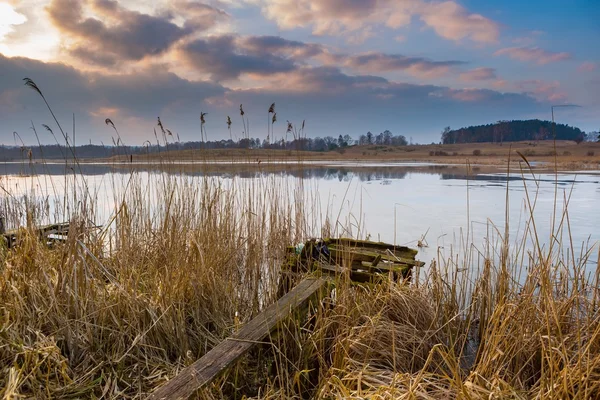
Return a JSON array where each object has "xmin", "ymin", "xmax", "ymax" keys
[{"xmin": 100, "ymin": 140, "xmax": 600, "ymax": 172}]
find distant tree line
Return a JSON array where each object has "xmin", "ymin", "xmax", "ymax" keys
[
  {"xmin": 357, "ymin": 130, "xmax": 408, "ymax": 146},
  {"xmin": 0, "ymin": 136, "xmax": 352, "ymax": 160},
  {"xmin": 441, "ymin": 120, "xmax": 587, "ymax": 145},
  {"xmin": 0, "ymin": 130, "xmax": 414, "ymax": 160}
]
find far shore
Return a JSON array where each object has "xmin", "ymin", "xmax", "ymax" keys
[
  {"xmin": 7, "ymin": 140, "xmax": 600, "ymax": 175},
  {"xmin": 88, "ymin": 140, "xmax": 600, "ymax": 173}
]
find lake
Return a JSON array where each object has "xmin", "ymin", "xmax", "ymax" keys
[{"xmin": 1, "ymin": 161, "xmax": 599, "ymax": 273}]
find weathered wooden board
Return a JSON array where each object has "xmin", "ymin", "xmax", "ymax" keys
[
  {"xmin": 3, "ymin": 222, "xmax": 70, "ymax": 236},
  {"xmin": 147, "ymin": 277, "xmax": 328, "ymax": 400},
  {"xmin": 315, "ymin": 260, "xmax": 412, "ymax": 282},
  {"xmin": 315, "ymin": 262, "xmax": 385, "ymax": 283},
  {"xmin": 2, "ymin": 222, "xmax": 70, "ymax": 248},
  {"xmin": 327, "ymin": 246, "xmax": 424, "ymax": 267},
  {"xmin": 324, "ymin": 237, "xmax": 418, "ymax": 258}
]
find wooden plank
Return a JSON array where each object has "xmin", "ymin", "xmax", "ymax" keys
[
  {"xmin": 2, "ymin": 222, "xmax": 71, "ymax": 249},
  {"xmin": 360, "ymin": 261, "xmax": 411, "ymax": 273},
  {"xmin": 314, "ymin": 262, "xmax": 381, "ymax": 283},
  {"xmin": 324, "ymin": 237, "xmax": 418, "ymax": 258},
  {"xmin": 3, "ymin": 222, "xmax": 70, "ymax": 237},
  {"xmin": 327, "ymin": 246, "xmax": 423, "ymax": 268},
  {"xmin": 147, "ymin": 277, "xmax": 328, "ymax": 400}
]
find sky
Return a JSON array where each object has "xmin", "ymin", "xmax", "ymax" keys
[{"xmin": 0, "ymin": 0, "xmax": 598, "ymax": 145}]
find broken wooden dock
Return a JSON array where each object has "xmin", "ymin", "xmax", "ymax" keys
[
  {"xmin": 286, "ymin": 237, "xmax": 425, "ymax": 283},
  {"xmin": 1, "ymin": 222, "xmax": 71, "ymax": 248},
  {"xmin": 148, "ymin": 277, "xmax": 329, "ymax": 400},
  {"xmin": 148, "ymin": 237, "xmax": 423, "ymax": 400}
]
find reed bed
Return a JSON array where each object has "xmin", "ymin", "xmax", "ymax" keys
[
  {"xmin": 0, "ymin": 168, "xmax": 314, "ymax": 398},
  {"xmin": 1, "ymin": 153, "xmax": 599, "ymax": 399}
]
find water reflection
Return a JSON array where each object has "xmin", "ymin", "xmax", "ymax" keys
[
  {"xmin": 5, "ymin": 161, "xmax": 599, "ymax": 186},
  {"xmin": 1, "ymin": 161, "xmax": 598, "ymax": 275},
  {"xmin": 0, "ymin": 161, "xmax": 500, "ymax": 182}
]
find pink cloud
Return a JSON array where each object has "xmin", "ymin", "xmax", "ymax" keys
[
  {"xmin": 578, "ymin": 62, "xmax": 597, "ymax": 73},
  {"xmin": 492, "ymin": 79, "xmax": 508, "ymax": 88},
  {"xmin": 511, "ymin": 30, "xmax": 544, "ymax": 46},
  {"xmin": 517, "ymin": 80, "xmax": 568, "ymax": 102},
  {"xmin": 459, "ymin": 67, "xmax": 497, "ymax": 81},
  {"xmin": 249, "ymin": 66, "xmax": 389, "ymax": 93},
  {"xmin": 428, "ymin": 87, "xmax": 492, "ymax": 102},
  {"xmin": 449, "ymin": 88, "xmax": 487, "ymax": 102},
  {"xmin": 261, "ymin": 0, "xmax": 500, "ymax": 44},
  {"xmin": 337, "ymin": 52, "xmax": 464, "ymax": 78},
  {"xmin": 419, "ymin": 1, "xmax": 499, "ymax": 44},
  {"xmin": 494, "ymin": 46, "xmax": 571, "ymax": 65}
]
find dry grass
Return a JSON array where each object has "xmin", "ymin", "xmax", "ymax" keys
[
  {"xmin": 0, "ymin": 171, "xmax": 313, "ymax": 398},
  {"xmin": 2, "ymin": 150, "xmax": 600, "ymax": 399}
]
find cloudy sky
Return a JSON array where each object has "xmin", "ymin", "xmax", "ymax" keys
[{"xmin": 1, "ymin": 0, "xmax": 598, "ymax": 145}]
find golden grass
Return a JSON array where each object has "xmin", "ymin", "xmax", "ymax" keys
[
  {"xmin": 103, "ymin": 141, "xmax": 600, "ymax": 172},
  {"xmin": 2, "ymin": 154, "xmax": 600, "ymax": 399}
]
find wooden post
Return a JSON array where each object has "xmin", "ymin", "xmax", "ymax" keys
[{"xmin": 148, "ymin": 277, "xmax": 328, "ymax": 400}]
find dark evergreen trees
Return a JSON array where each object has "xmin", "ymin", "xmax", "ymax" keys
[{"xmin": 441, "ymin": 120, "xmax": 585, "ymax": 144}]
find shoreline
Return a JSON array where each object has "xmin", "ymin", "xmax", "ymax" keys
[
  {"xmin": 4, "ymin": 141, "xmax": 600, "ymax": 175},
  {"xmin": 89, "ymin": 140, "xmax": 600, "ymax": 173}
]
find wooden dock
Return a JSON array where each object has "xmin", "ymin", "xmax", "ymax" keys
[
  {"xmin": 286, "ymin": 237, "xmax": 425, "ymax": 283},
  {"xmin": 1, "ymin": 222, "xmax": 71, "ymax": 248},
  {"xmin": 148, "ymin": 277, "xmax": 329, "ymax": 400},
  {"xmin": 147, "ymin": 237, "xmax": 423, "ymax": 399}
]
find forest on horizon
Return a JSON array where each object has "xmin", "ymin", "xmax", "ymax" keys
[{"xmin": 1, "ymin": 119, "xmax": 596, "ymax": 161}]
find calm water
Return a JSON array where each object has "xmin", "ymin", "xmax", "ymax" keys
[{"xmin": 1, "ymin": 161, "xmax": 599, "ymax": 271}]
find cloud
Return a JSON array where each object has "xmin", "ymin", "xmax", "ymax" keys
[
  {"xmin": 444, "ymin": 88, "xmax": 488, "ymax": 102},
  {"xmin": 46, "ymin": 0, "xmax": 225, "ymax": 66},
  {"xmin": 240, "ymin": 35, "xmax": 323, "ymax": 59},
  {"xmin": 0, "ymin": 0, "xmax": 60, "ymax": 60},
  {"xmin": 259, "ymin": 0, "xmax": 499, "ymax": 44},
  {"xmin": 177, "ymin": 35, "xmax": 299, "ymax": 81},
  {"xmin": 0, "ymin": 53, "xmax": 224, "ymax": 142},
  {"xmin": 171, "ymin": 0, "xmax": 230, "ymax": 31},
  {"xmin": 418, "ymin": 1, "xmax": 499, "ymax": 43},
  {"xmin": 68, "ymin": 44, "xmax": 120, "ymax": 67},
  {"xmin": 494, "ymin": 46, "xmax": 571, "ymax": 65},
  {"xmin": 255, "ymin": 66, "xmax": 389, "ymax": 93},
  {"xmin": 220, "ymin": 69, "xmax": 544, "ymax": 141},
  {"xmin": 329, "ymin": 52, "xmax": 465, "ymax": 78},
  {"xmin": 1, "ymin": 53, "xmax": 547, "ymax": 145},
  {"xmin": 262, "ymin": 0, "xmax": 382, "ymax": 36},
  {"xmin": 176, "ymin": 33, "xmax": 466, "ymax": 81},
  {"xmin": 578, "ymin": 62, "xmax": 597, "ymax": 73},
  {"xmin": 492, "ymin": 79, "xmax": 508, "ymax": 88},
  {"xmin": 516, "ymin": 80, "xmax": 568, "ymax": 102},
  {"xmin": 460, "ymin": 67, "xmax": 496, "ymax": 81},
  {"xmin": 511, "ymin": 30, "xmax": 544, "ymax": 46},
  {"xmin": 0, "ymin": 3, "xmax": 27, "ymax": 40}
]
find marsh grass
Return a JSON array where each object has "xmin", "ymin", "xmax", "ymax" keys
[
  {"xmin": 1, "ymin": 79, "xmax": 599, "ymax": 398},
  {"xmin": 2, "ymin": 153, "xmax": 599, "ymax": 400}
]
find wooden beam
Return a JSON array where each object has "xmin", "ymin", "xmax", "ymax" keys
[
  {"xmin": 2, "ymin": 222, "xmax": 71, "ymax": 249},
  {"xmin": 328, "ymin": 247, "xmax": 423, "ymax": 267},
  {"xmin": 147, "ymin": 277, "xmax": 328, "ymax": 400},
  {"xmin": 324, "ymin": 237, "xmax": 418, "ymax": 258}
]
